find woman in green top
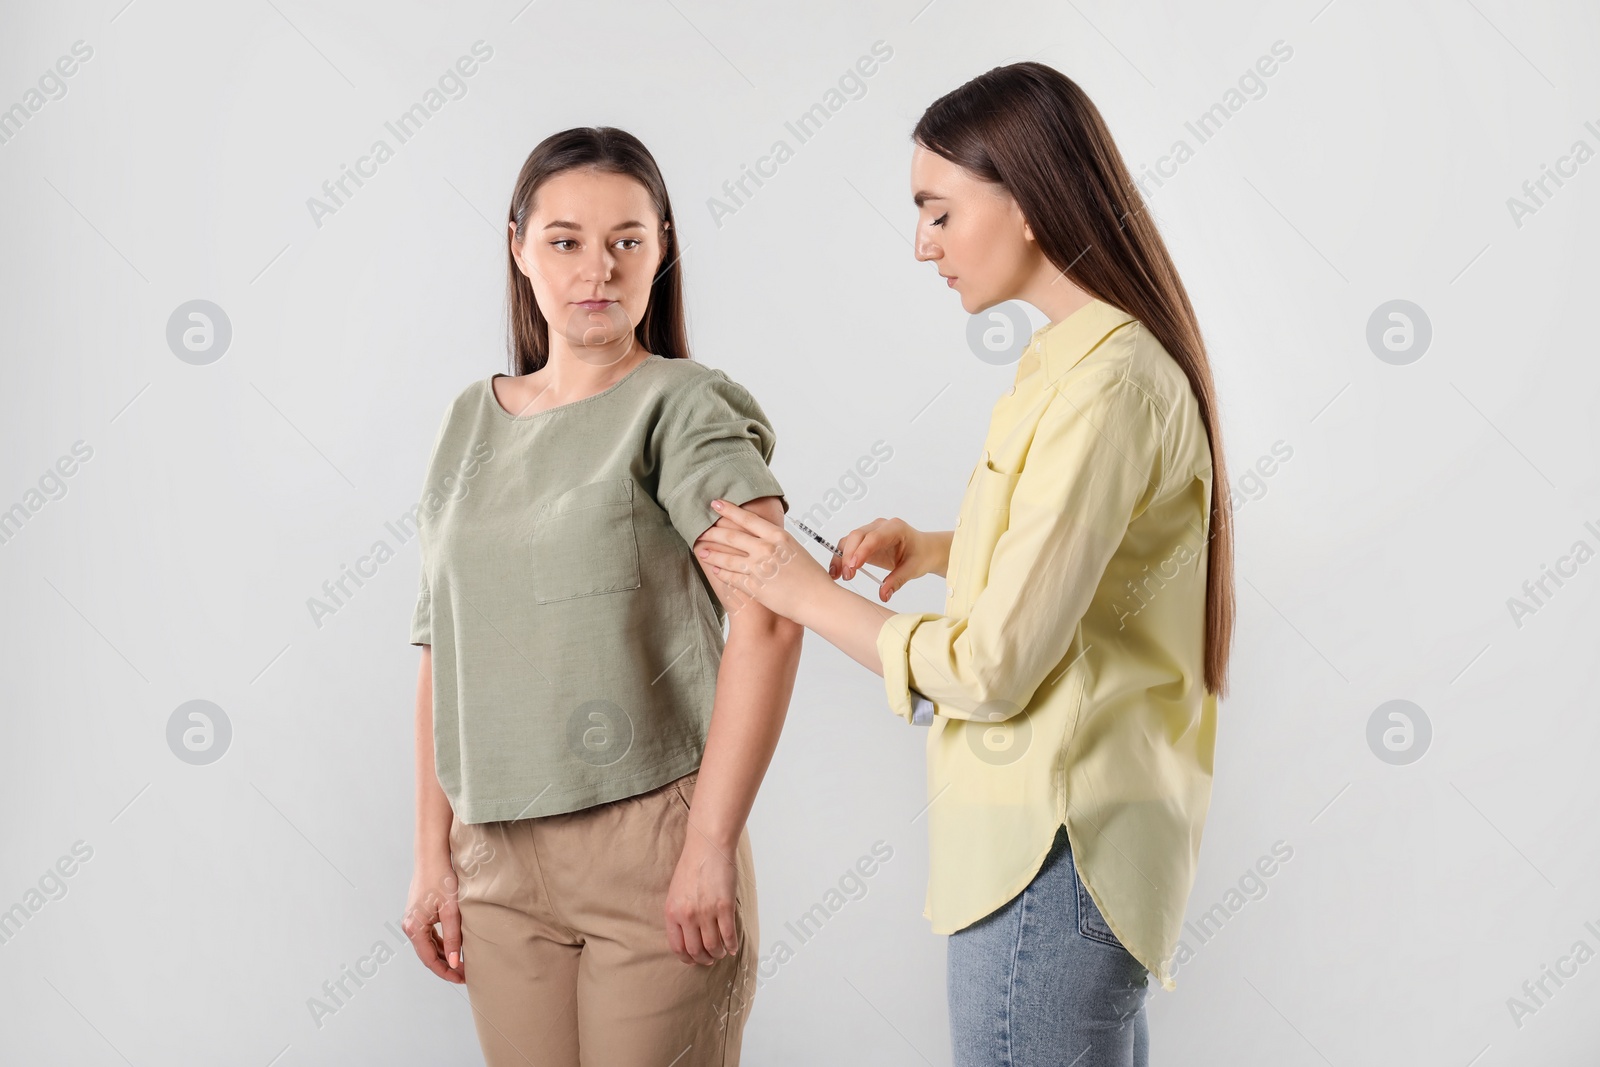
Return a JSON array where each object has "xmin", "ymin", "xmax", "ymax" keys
[{"xmin": 400, "ymin": 127, "xmax": 802, "ymax": 1067}]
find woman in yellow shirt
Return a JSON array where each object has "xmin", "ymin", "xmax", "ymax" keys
[{"xmin": 694, "ymin": 62, "xmax": 1234, "ymax": 1066}]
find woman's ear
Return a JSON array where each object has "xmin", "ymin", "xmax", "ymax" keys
[
  {"xmin": 508, "ymin": 222, "xmax": 536, "ymax": 280},
  {"xmin": 655, "ymin": 219, "xmax": 672, "ymax": 276}
]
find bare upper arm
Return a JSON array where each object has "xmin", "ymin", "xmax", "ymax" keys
[{"xmin": 693, "ymin": 495, "xmax": 797, "ymax": 631}]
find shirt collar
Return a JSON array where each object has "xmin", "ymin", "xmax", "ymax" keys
[{"xmin": 1016, "ymin": 297, "xmax": 1137, "ymax": 387}]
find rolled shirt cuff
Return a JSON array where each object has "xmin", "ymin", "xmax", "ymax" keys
[{"xmin": 875, "ymin": 611, "xmax": 943, "ymax": 724}]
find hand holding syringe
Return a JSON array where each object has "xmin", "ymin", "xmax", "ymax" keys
[{"xmin": 786, "ymin": 516, "xmax": 889, "ymax": 584}]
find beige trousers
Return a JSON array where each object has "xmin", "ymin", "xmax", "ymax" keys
[{"xmin": 449, "ymin": 770, "xmax": 759, "ymax": 1066}]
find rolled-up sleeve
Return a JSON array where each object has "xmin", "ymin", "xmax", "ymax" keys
[
  {"xmin": 409, "ymin": 565, "xmax": 431, "ymax": 646},
  {"xmin": 656, "ymin": 370, "xmax": 788, "ymax": 548},
  {"xmin": 409, "ymin": 401, "xmax": 453, "ymax": 648},
  {"xmin": 877, "ymin": 374, "xmax": 1164, "ymax": 723}
]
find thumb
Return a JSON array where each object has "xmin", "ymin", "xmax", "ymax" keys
[
  {"xmin": 441, "ymin": 903, "xmax": 463, "ymax": 970},
  {"xmin": 878, "ymin": 567, "xmax": 910, "ymax": 601}
]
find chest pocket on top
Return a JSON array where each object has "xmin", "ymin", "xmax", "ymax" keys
[
  {"xmin": 949, "ymin": 451, "xmax": 1021, "ymax": 613},
  {"xmin": 529, "ymin": 477, "xmax": 642, "ymax": 604}
]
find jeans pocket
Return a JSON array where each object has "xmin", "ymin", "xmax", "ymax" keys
[{"xmin": 1074, "ymin": 861, "xmax": 1125, "ymax": 949}]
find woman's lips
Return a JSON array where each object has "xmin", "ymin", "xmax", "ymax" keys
[
  {"xmin": 946, "ymin": 276, "xmax": 958, "ymax": 288},
  {"xmin": 575, "ymin": 300, "xmax": 615, "ymax": 310}
]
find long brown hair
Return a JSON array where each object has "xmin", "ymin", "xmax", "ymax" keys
[
  {"xmin": 505, "ymin": 127, "xmax": 691, "ymax": 374},
  {"xmin": 914, "ymin": 62, "xmax": 1236, "ymax": 696}
]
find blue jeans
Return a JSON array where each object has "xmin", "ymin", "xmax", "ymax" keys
[{"xmin": 947, "ymin": 825, "xmax": 1151, "ymax": 1066}]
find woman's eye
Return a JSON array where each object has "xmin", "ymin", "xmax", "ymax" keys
[
  {"xmin": 932, "ymin": 213, "xmax": 948, "ymax": 227},
  {"xmin": 616, "ymin": 238, "xmax": 641, "ymax": 251},
  {"xmin": 551, "ymin": 239, "xmax": 577, "ymax": 251}
]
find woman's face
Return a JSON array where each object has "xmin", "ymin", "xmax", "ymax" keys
[
  {"xmin": 910, "ymin": 144, "xmax": 1040, "ymax": 315},
  {"xmin": 510, "ymin": 167, "xmax": 666, "ymax": 363}
]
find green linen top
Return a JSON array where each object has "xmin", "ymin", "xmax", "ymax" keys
[{"xmin": 409, "ymin": 353, "xmax": 789, "ymax": 823}]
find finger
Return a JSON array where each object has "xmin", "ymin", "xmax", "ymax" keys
[
  {"xmin": 708, "ymin": 499, "xmax": 753, "ymax": 530},
  {"xmin": 845, "ymin": 531, "xmax": 882, "ymax": 578},
  {"xmin": 705, "ymin": 535, "xmax": 781, "ymax": 580},
  {"xmin": 703, "ymin": 524, "xmax": 768, "ymax": 557},
  {"xmin": 435, "ymin": 925, "xmax": 465, "ymax": 983},
  {"xmin": 838, "ymin": 520, "xmax": 884, "ymax": 565},
  {"xmin": 836, "ymin": 528, "xmax": 864, "ymax": 568},
  {"xmin": 406, "ymin": 918, "xmax": 455, "ymax": 981},
  {"xmin": 665, "ymin": 914, "xmax": 692, "ymax": 966},
  {"xmin": 440, "ymin": 900, "xmax": 464, "ymax": 975},
  {"xmin": 699, "ymin": 910, "xmax": 727, "ymax": 961},
  {"xmin": 680, "ymin": 916, "xmax": 713, "ymax": 966},
  {"xmin": 879, "ymin": 563, "xmax": 915, "ymax": 600},
  {"xmin": 696, "ymin": 546, "xmax": 746, "ymax": 577},
  {"xmin": 716, "ymin": 903, "xmax": 739, "ymax": 957},
  {"xmin": 712, "ymin": 500, "xmax": 784, "ymax": 543},
  {"xmin": 695, "ymin": 532, "xmax": 751, "ymax": 563},
  {"xmin": 699, "ymin": 521, "xmax": 750, "ymax": 549}
]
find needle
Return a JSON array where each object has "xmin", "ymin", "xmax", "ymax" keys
[{"xmin": 786, "ymin": 515, "xmax": 889, "ymax": 585}]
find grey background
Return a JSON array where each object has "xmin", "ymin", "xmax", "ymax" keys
[{"xmin": 2, "ymin": 0, "xmax": 1597, "ymax": 1063}]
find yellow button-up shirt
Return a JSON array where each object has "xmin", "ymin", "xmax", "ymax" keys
[{"xmin": 875, "ymin": 297, "xmax": 1217, "ymax": 991}]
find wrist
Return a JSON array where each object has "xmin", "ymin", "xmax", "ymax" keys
[
  {"xmin": 785, "ymin": 563, "xmax": 843, "ymax": 631},
  {"xmin": 681, "ymin": 819, "xmax": 741, "ymax": 857},
  {"xmin": 415, "ymin": 835, "xmax": 451, "ymax": 868},
  {"xmin": 925, "ymin": 529, "xmax": 952, "ymax": 578}
]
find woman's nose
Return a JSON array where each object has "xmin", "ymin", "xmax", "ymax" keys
[
  {"xmin": 580, "ymin": 248, "xmax": 614, "ymax": 282},
  {"xmin": 914, "ymin": 230, "xmax": 939, "ymax": 262}
]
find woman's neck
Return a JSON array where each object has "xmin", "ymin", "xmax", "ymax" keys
[
  {"xmin": 538, "ymin": 335, "xmax": 651, "ymax": 388},
  {"xmin": 1012, "ymin": 256, "xmax": 1096, "ymax": 325}
]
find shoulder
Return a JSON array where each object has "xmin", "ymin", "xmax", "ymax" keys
[
  {"xmin": 1058, "ymin": 321, "xmax": 1193, "ymax": 416},
  {"xmin": 641, "ymin": 354, "xmax": 742, "ymax": 394},
  {"xmin": 644, "ymin": 356, "xmax": 769, "ymax": 416},
  {"xmin": 455, "ymin": 374, "xmax": 491, "ymax": 409},
  {"xmin": 417, "ymin": 376, "xmax": 490, "ymax": 465},
  {"xmin": 1044, "ymin": 335, "xmax": 1162, "ymax": 436},
  {"xmin": 1048, "ymin": 320, "xmax": 1212, "ymax": 475},
  {"xmin": 427, "ymin": 375, "xmax": 490, "ymax": 433},
  {"xmin": 1053, "ymin": 321, "xmax": 1206, "ymax": 439}
]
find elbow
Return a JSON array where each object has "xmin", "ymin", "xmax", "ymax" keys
[
  {"xmin": 727, "ymin": 603, "xmax": 805, "ymax": 644},
  {"xmin": 725, "ymin": 610, "xmax": 805, "ymax": 676},
  {"xmin": 963, "ymin": 664, "xmax": 1033, "ymax": 721},
  {"xmin": 769, "ymin": 615, "xmax": 807, "ymax": 647}
]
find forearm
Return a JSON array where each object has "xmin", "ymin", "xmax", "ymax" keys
[
  {"xmin": 790, "ymin": 527, "xmax": 951, "ymax": 674},
  {"xmin": 689, "ymin": 615, "xmax": 804, "ymax": 851},
  {"xmin": 414, "ymin": 647, "xmax": 453, "ymax": 864},
  {"xmin": 788, "ymin": 579, "xmax": 897, "ymax": 678}
]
